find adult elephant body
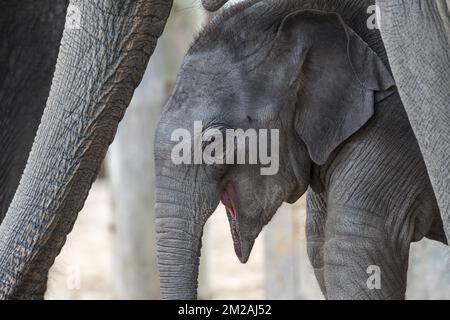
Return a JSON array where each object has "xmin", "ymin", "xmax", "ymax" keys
[
  {"xmin": 0, "ymin": 0, "xmax": 173, "ymax": 299},
  {"xmin": 0, "ymin": 1, "xmax": 68, "ymax": 222},
  {"xmin": 155, "ymin": 0, "xmax": 447, "ymax": 299},
  {"xmin": 376, "ymin": 0, "xmax": 450, "ymax": 243}
]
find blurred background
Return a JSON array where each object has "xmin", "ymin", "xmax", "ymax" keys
[{"xmin": 44, "ymin": 0, "xmax": 449, "ymax": 300}]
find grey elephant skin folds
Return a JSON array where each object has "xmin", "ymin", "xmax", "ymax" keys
[
  {"xmin": 0, "ymin": 0, "xmax": 447, "ymax": 302},
  {"xmin": 154, "ymin": 0, "xmax": 447, "ymax": 300}
]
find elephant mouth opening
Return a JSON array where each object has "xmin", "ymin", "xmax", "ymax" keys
[{"xmin": 221, "ymin": 183, "xmax": 253, "ymax": 263}]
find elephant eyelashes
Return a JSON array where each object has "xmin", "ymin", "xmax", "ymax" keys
[{"xmin": 203, "ymin": 138, "xmax": 217, "ymax": 157}]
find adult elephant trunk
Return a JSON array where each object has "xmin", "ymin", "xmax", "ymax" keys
[
  {"xmin": 154, "ymin": 123, "xmax": 221, "ymax": 299},
  {"xmin": 0, "ymin": 0, "xmax": 173, "ymax": 299}
]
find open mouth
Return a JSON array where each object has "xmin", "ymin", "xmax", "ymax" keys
[
  {"xmin": 221, "ymin": 183, "xmax": 241, "ymax": 257},
  {"xmin": 220, "ymin": 183, "xmax": 254, "ymax": 263}
]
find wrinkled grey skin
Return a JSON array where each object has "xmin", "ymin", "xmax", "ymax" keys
[
  {"xmin": 0, "ymin": 0, "xmax": 173, "ymax": 299},
  {"xmin": 155, "ymin": 0, "xmax": 447, "ymax": 300},
  {"xmin": 0, "ymin": 1, "xmax": 68, "ymax": 223},
  {"xmin": 204, "ymin": 0, "xmax": 450, "ymax": 254},
  {"xmin": 376, "ymin": 0, "xmax": 450, "ymax": 244},
  {"xmin": 202, "ymin": 0, "xmax": 228, "ymax": 12}
]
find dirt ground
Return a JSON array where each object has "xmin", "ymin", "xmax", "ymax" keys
[{"xmin": 45, "ymin": 180, "xmax": 449, "ymax": 300}]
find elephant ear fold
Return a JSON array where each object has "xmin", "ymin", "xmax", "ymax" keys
[{"xmin": 275, "ymin": 10, "xmax": 395, "ymax": 165}]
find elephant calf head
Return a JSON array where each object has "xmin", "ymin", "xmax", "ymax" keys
[{"xmin": 154, "ymin": 0, "xmax": 394, "ymax": 299}]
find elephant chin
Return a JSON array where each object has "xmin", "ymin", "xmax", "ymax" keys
[{"xmin": 221, "ymin": 184, "xmax": 255, "ymax": 263}]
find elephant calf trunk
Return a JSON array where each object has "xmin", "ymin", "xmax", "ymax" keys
[{"xmin": 155, "ymin": 200, "xmax": 205, "ymax": 299}]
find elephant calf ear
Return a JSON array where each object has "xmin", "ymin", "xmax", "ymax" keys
[{"xmin": 275, "ymin": 10, "xmax": 395, "ymax": 165}]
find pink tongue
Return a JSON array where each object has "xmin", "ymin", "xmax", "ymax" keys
[{"xmin": 221, "ymin": 186, "xmax": 237, "ymax": 219}]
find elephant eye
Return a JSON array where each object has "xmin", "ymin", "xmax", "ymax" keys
[
  {"xmin": 200, "ymin": 125, "xmax": 232, "ymax": 165},
  {"xmin": 201, "ymin": 136, "xmax": 217, "ymax": 151}
]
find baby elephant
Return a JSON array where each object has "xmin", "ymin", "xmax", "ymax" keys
[{"xmin": 154, "ymin": 0, "xmax": 447, "ymax": 299}]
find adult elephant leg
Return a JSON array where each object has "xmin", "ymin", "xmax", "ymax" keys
[
  {"xmin": 0, "ymin": 0, "xmax": 173, "ymax": 299},
  {"xmin": 0, "ymin": 0, "xmax": 68, "ymax": 222},
  {"xmin": 377, "ymin": 0, "xmax": 450, "ymax": 242}
]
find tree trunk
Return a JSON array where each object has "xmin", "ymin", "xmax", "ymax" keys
[
  {"xmin": 107, "ymin": 0, "xmax": 203, "ymax": 299},
  {"xmin": 407, "ymin": 239, "xmax": 450, "ymax": 299},
  {"xmin": 264, "ymin": 199, "xmax": 323, "ymax": 300},
  {"xmin": 264, "ymin": 203, "xmax": 300, "ymax": 299}
]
